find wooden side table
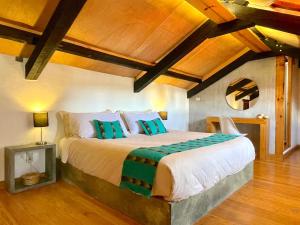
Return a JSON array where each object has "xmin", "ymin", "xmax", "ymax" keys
[
  {"xmin": 206, "ymin": 117, "xmax": 269, "ymax": 160},
  {"xmin": 5, "ymin": 143, "xmax": 56, "ymax": 193}
]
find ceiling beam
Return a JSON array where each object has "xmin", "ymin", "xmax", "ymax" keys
[
  {"xmin": 223, "ymin": 2, "xmax": 300, "ymax": 35},
  {"xmin": 164, "ymin": 71, "xmax": 202, "ymax": 83},
  {"xmin": 57, "ymin": 42, "xmax": 152, "ymax": 71},
  {"xmin": 0, "ymin": 24, "xmax": 39, "ymax": 45},
  {"xmin": 226, "ymin": 78, "xmax": 252, "ymax": 95},
  {"xmin": 0, "ymin": 24, "xmax": 200, "ymax": 83},
  {"xmin": 25, "ymin": 0, "xmax": 86, "ymax": 80},
  {"xmin": 134, "ymin": 19, "xmax": 256, "ymax": 92},
  {"xmin": 252, "ymin": 28, "xmax": 300, "ymax": 59},
  {"xmin": 208, "ymin": 19, "xmax": 254, "ymax": 38},
  {"xmin": 249, "ymin": 90, "xmax": 259, "ymax": 101},
  {"xmin": 134, "ymin": 20, "xmax": 216, "ymax": 92},
  {"xmin": 187, "ymin": 50, "xmax": 256, "ymax": 98},
  {"xmin": 186, "ymin": 0, "xmax": 269, "ymax": 52},
  {"xmin": 235, "ymin": 86, "xmax": 258, "ymax": 101},
  {"xmin": 251, "ymin": 51, "xmax": 280, "ymax": 60}
]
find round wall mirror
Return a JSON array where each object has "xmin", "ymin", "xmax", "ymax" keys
[{"xmin": 225, "ymin": 78, "xmax": 259, "ymax": 111}]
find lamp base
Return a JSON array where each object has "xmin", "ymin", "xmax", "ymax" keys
[{"xmin": 36, "ymin": 141, "xmax": 47, "ymax": 145}]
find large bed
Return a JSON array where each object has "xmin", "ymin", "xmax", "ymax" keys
[{"xmin": 59, "ymin": 130, "xmax": 255, "ymax": 225}]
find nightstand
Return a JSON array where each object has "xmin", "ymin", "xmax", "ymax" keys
[{"xmin": 5, "ymin": 143, "xmax": 56, "ymax": 193}]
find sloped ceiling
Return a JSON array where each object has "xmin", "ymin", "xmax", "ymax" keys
[{"xmin": 0, "ymin": 0, "xmax": 298, "ymax": 89}]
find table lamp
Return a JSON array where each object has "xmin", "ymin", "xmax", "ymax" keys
[
  {"xmin": 158, "ymin": 111, "xmax": 168, "ymax": 120},
  {"xmin": 33, "ymin": 112, "xmax": 49, "ymax": 145}
]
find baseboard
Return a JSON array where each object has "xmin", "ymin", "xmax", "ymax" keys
[
  {"xmin": 266, "ymin": 154, "xmax": 282, "ymax": 161},
  {"xmin": 284, "ymin": 145, "xmax": 300, "ymax": 159},
  {"xmin": 266, "ymin": 145, "xmax": 299, "ymax": 161}
]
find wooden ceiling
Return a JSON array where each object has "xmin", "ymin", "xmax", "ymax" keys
[{"xmin": 0, "ymin": 0, "xmax": 299, "ymax": 96}]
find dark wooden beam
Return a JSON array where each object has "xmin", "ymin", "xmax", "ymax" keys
[
  {"xmin": 164, "ymin": 71, "xmax": 202, "ymax": 83},
  {"xmin": 226, "ymin": 78, "xmax": 252, "ymax": 95},
  {"xmin": 252, "ymin": 28, "xmax": 300, "ymax": 59},
  {"xmin": 25, "ymin": 0, "xmax": 86, "ymax": 80},
  {"xmin": 0, "ymin": 24, "xmax": 39, "ymax": 45},
  {"xmin": 223, "ymin": 2, "xmax": 300, "ymax": 35},
  {"xmin": 251, "ymin": 51, "xmax": 280, "ymax": 61},
  {"xmin": 208, "ymin": 19, "xmax": 254, "ymax": 38},
  {"xmin": 57, "ymin": 42, "xmax": 152, "ymax": 71},
  {"xmin": 235, "ymin": 86, "xmax": 258, "ymax": 101},
  {"xmin": 134, "ymin": 19, "xmax": 256, "ymax": 92},
  {"xmin": 134, "ymin": 20, "xmax": 216, "ymax": 92},
  {"xmin": 187, "ymin": 51, "xmax": 256, "ymax": 98},
  {"xmin": 0, "ymin": 24, "xmax": 200, "ymax": 82},
  {"xmin": 249, "ymin": 90, "xmax": 259, "ymax": 101}
]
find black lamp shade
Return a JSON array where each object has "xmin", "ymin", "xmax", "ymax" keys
[
  {"xmin": 33, "ymin": 112, "xmax": 49, "ymax": 127},
  {"xmin": 158, "ymin": 111, "xmax": 168, "ymax": 120}
]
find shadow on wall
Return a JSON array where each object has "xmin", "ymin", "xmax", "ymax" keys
[
  {"xmin": 189, "ymin": 119, "xmax": 207, "ymax": 132},
  {"xmin": 54, "ymin": 112, "xmax": 65, "ymax": 145}
]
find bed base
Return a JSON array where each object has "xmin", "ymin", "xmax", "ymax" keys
[{"xmin": 59, "ymin": 162, "xmax": 253, "ymax": 225}]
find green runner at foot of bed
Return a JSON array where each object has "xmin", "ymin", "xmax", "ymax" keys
[{"xmin": 120, "ymin": 133, "xmax": 240, "ymax": 197}]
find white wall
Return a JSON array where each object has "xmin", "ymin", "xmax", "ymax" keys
[
  {"xmin": 0, "ymin": 54, "xmax": 189, "ymax": 181},
  {"xmin": 189, "ymin": 58, "xmax": 277, "ymax": 153}
]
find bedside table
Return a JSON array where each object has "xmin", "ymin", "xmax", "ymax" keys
[{"xmin": 5, "ymin": 143, "xmax": 56, "ymax": 193}]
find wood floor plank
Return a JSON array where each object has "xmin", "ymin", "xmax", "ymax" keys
[{"xmin": 0, "ymin": 148, "xmax": 300, "ymax": 225}]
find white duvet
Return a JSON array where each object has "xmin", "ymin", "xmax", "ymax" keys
[{"xmin": 59, "ymin": 130, "xmax": 255, "ymax": 201}]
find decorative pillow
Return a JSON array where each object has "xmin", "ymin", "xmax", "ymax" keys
[
  {"xmin": 138, "ymin": 118, "xmax": 167, "ymax": 136},
  {"xmin": 94, "ymin": 120, "xmax": 126, "ymax": 139},
  {"xmin": 60, "ymin": 111, "xmax": 129, "ymax": 138},
  {"xmin": 122, "ymin": 111, "xmax": 162, "ymax": 135}
]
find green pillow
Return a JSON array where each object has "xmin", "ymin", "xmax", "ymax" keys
[
  {"xmin": 93, "ymin": 120, "xmax": 126, "ymax": 139},
  {"xmin": 138, "ymin": 118, "xmax": 167, "ymax": 136}
]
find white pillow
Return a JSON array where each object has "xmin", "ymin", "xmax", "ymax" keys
[
  {"xmin": 61, "ymin": 111, "xmax": 129, "ymax": 138},
  {"xmin": 123, "ymin": 111, "xmax": 161, "ymax": 135},
  {"xmin": 119, "ymin": 109, "xmax": 152, "ymax": 130}
]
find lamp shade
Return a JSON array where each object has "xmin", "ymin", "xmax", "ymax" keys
[
  {"xmin": 33, "ymin": 112, "xmax": 49, "ymax": 127},
  {"xmin": 158, "ymin": 111, "xmax": 168, "ymax": 120}
]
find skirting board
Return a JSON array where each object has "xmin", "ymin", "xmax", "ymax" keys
[{"xmin": 59, "ymin": 162, "xmax": 253, "ymax": 225}]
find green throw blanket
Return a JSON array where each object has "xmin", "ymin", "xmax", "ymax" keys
[{"xmin": 120, "ymin": 133, "xmax": 239, "ymax": 197}]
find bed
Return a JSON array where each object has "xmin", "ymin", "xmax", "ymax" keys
[{"xmin": 58, "ymin": 130, "xmax": 255, "ymax": 225}]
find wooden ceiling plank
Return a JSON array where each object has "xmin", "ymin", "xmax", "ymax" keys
[
  {"xmin": 223, "ymin": 2, "xmax": 300, "ymax": 35},
  {"xmin": 186, "ymin": 0, "xmax": 236, "ymax": 23},
  {"xmin": 252, "ymin": 28, "xmax": 300, "ymax": 58},
  {"xmin": 0, "ymin": 23, "xmax": 202, "ymax": 83},
  {"xmin": 164, "ymin": 71, "xmax": 202, "ymax": 83},
  {"xmin": 134, "ymin": 18, "xmax": 259, "ymax": 92},
  {"xmin": 187, "ymin": 50, "xmax": 257, "ymax": 98},
  {"xmin": 187, "ymin": 0, "xmax": 270, "ymax": 52},
  {"xmin": 25, "ymin": 0, "xmax": 86, "ymax": 80},
  {"xmin": 134, "ymin": 20, "xmax": 216, "ymax": 92},
  {"xmin": 231, "ymin": 29, "xmax": 270, "ymax": 52}
]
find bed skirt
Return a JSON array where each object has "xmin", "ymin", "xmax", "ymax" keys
[{"xmin": 59, "ymin": 161, "xmax": 253, "ymax": 225}]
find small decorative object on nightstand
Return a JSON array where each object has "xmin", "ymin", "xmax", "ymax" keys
[
  {"xmin": 5, "ymin": 143, "xmax": 56, "ymax": 193},
  {"xmin": 33, "ymin": 112, "xmax": 49, "ymax": 145}
]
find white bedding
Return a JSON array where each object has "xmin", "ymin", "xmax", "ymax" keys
[{"xmin": 59, "ymin": 130, "xmax": 255, "ymax": 201}]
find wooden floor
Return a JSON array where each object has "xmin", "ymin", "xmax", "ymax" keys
[{"xmin": 1, "ymin": 149, "xmax": 300, "ymax": 225}]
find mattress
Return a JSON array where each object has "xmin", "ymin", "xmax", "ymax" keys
[{"xmin": 59, "ymin": 130, "xmax": 255, "ymax": 201}]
